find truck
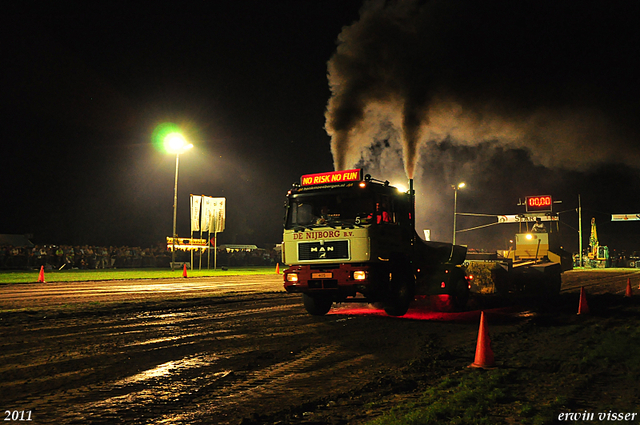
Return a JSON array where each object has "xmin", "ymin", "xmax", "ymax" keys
[{"xmin": 282, "ymin": 169, "xmax": 470, "ymax": 316}]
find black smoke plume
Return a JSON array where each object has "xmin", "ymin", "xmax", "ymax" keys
[{"xmin": 326, "ymin": 0, "xmax": 640, "ymax": 178}]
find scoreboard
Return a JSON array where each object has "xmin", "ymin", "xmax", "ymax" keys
[{"xmin": 525, "ymin": 195, "xmax": 553, "ymax": 212}]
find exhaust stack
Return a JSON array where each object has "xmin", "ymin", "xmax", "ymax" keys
[{"xmin": 409, "ymin": 178, "xmax": 415, "ymax": 233}]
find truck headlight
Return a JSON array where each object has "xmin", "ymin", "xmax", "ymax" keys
[
  {"xmin": 286, "ymin": 273, "xmax": 299, "ymax": 283},
  {"xmin": 353, "ymin": 271, "xmax": 367, "ymax": 281}
]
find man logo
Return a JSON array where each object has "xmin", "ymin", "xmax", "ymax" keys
[{"xmin": 299, "ymin": 241, "xmax": 348, "ymax": 261}]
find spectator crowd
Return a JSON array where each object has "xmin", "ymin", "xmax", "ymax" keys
[{"xmin": 0, "ymin": 244, "xmax": 281, "ymax": 270}]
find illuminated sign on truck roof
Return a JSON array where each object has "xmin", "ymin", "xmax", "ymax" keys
[{"xmin": 301, "ymin": 169, "xmax": 362, "ymax": 186}]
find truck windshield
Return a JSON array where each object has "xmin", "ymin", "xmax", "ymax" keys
[{"xmin": 285, "ymin": 192, "xmax": 375, "ymax": 229}]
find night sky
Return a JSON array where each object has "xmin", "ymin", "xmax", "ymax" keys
[{"xmin": 3, "ymin": 1, "xmax": 640, "ymax": 255}]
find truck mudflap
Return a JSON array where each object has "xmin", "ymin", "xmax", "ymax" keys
[{"xmin": 415, "ymin": 234, "xmax": 467, "ymax": 266}]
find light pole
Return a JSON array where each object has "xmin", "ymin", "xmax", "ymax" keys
[
  {"xmin": 452, "ymin": 182, "xmax": 465, "ymax": 245},
  {"xmin": 165, "ymin": 133, "xmax": 193, "ymax": 270}
]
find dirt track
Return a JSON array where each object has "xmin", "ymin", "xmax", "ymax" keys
[{"xmin": 1, "ymin": 270, "xmax": 639, "ymax": 424}]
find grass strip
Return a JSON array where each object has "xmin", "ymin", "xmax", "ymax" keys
[
  {"xmin": 369, "ymin": 369, "xmax": 520, "ymax": 425},
  {"xmin": 368, "ymin": 304, "xmax": 640, "ymax": 425},
  {"xmin": 0, "ymin": 266, "xmax": 278, "ymax": 284}
]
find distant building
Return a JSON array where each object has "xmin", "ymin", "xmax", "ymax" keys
[{"xmin": 0, "ymin": 234, "xmax": 34, "ymax": 248}]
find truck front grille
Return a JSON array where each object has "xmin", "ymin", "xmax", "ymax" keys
[{"xmin": 298, "ymin": 240, "xmax": 349, "ymax": 261}]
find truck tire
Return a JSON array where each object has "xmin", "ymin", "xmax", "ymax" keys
[
  {"xmin": 451, "ymin": 277, "xmax": 470, "ymax": 309},
  {"xmin": 302, "ymin": 293, "xmax": 333, "ymax": 316},
  {"xmin": 384, "ymin": 266, "xmax": 415, "ymax": 317}
]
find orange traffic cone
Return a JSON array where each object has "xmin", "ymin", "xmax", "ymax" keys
[
  {"xmin": 577, "ymin": 286, "xmax": 589, "ymax": 315},
  {"xmin": 182, "ymin": 263, "xmax": 188, "ymax": 278},
  {"xmin": 37, "ymin": 265, "xmax": 45, "ymax": 283},
  {"xmin": 469, "ymin": 311, "xmax": 495, "ymax": 369},
  {"xmin": 625, "ymin": 278, "xmax": 633, "ymax": 297},
  {"xmin": 275, "ymin": 263, "xmax": 280, "ymax": 274}
]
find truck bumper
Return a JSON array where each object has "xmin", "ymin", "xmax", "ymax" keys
[{"xmin": 283, "ymin": 264, "xmax": 376, "ymax": 297}]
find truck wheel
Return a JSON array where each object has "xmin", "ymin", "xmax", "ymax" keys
[
  {"xmin": 384, "ymin": 269, "xmax": 415, "ymax": 316},
  {"xmin": 302, "ymin": 294, "xmax": 332, "ymax": 316},
  {"xmin": 451, "ymin": 277, "xmax": 470, "ymax": 309}
]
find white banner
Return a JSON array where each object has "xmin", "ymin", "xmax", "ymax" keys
[
  {"xmin": 497, "ymin": 214, "xmax": 558, "ymax": 223},
  {"xmin": 201, "ymin": 196, "xmax": 226, "ymax": 233},
  {"xmin": 611, "ymin": 214, "xmax": 640, "ymax": 221},
  {"xmin": 209, "ymin": 197, "xmax": 226, "ymax": 233},
  {"xmin": 201, "ymin": 196, "xmax": 213, "ymax": 233},
  {"xmin": 190, "ymin": 195, "xmax": 202, "ymax": 232}
]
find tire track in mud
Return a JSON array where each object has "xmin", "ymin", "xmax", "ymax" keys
[
  {"xmin": 0, "ymin": 275, "xmax": 284, "ymax": 310},
  {"xmin": 64, "ymin": 343, "xmax": 380, "ymax": 425},
  {"xmin": 2, "ymin": 302, "xmax": 296, "ymax": 349},
  {"xmin": 63, "ymin": 347, "xmax": 336, "ymax": 423},
  {"xmin": 0, "ymin": 283, "xmax": 553, "ymax": 425},
  {"xmin": 3, "ymin": 271, "xmax": 636, "ymax": 424},
  {"xmin": 1, "ymin": 302, "xmax": 297, "ymax": 358},
  {"xmin": 1, "ymin": 294, "xmax": 331, "ymax": 424},
  {"xmin": 1, "ymin": 301, "xmax": 298, "ymax": 362},
  {"xmin": 0, "ymin": 282, "xmax": 518, "ymax": 424},
  {"xmin": 28, "ymin": 298, "xmax": 385, "ymax": 424},
  {"xmin": 2, "ymin": 292, "xmax": 461, "ymax": 424}
]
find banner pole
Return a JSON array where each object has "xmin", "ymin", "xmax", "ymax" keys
[
  {"xmin": 208, "ymin": 229, "xmax": 211, "ymax": 269},
  {"xmin": 578, "ymin": 194, "xmax": 583, "ymax": 268},
  {"xmin": 214, "ymin": 231, "xmax": 218, "ymax": 270},
  {"xmin": 199, "ymin": 228, "xmax": 202, "ymax": 270}
]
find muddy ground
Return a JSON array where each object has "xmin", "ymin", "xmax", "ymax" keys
[{"xmin": 1, "ymin": 270, "xmax": 639, "ymax": 424}]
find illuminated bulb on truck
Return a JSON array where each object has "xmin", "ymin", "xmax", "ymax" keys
[{"xmin": 353, "ymin": 271, "xmax": 367, "ymax": 281}]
